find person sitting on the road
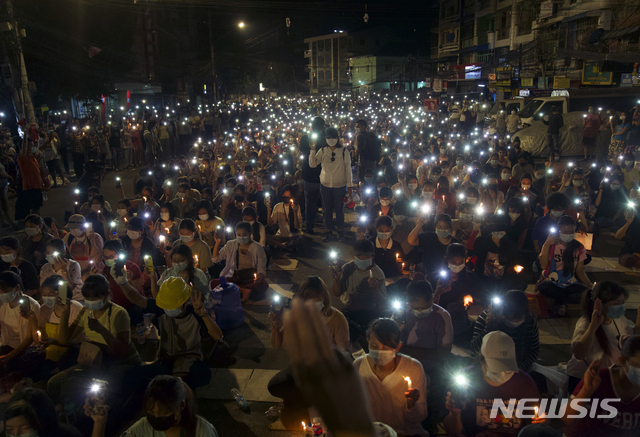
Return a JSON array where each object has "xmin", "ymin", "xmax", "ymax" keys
[
  {"xmin": 113, "ymin": 199, "xmax": 134, "ymax": 238},
  {"xmin": 565, "ymin": 281, "xmax": 638, "ymax": 394},
  {"xmin": 408, "ymin": 213, "xmax": 459, "ymax": 275},
  {"xmin": 470, "ymin": 290, "xmax": 540, "ymax": 372},
  {"xmin": 78, "ymin": 186, "xmax": 113, "ymax": 217},
  {"xmin": 537, "ymin": 215, "xmax": 592, "ymax": 316},
  {"xmin": 504, "ymin": 197, "xmax": 528, "ymax": 249},
  {"xmin": 443, "ymin": 331, "xmax": 541, "ymax": 437},
  {"xmin": 86, "ymin": 375, "xmax": 218, "ymax": 437},
  {"xmin": 120, "ymin": 216, "xmax": 159, "ymax": 284},
  {"xmin": 211, "ymin": 221, "xmax": 268, "ymax": 303},
  {"xmin": 615, "ymin": 194, "xmax": 640, "ymax": 269},
  {"xmin": 451, "ymin": 203, "xmax": 475, "ymax": 246},
  {"xmin": 331, "ymin": 239, "xmax": 387, "ymax": 331},
  {"xmin": 153, "ymin": 202, "xmax": 181, "ymax": 245},
  {"xmin": 0, "ymin": 271, "xmax": 40, "ymax": 372},
  {"xmin": 594, "ymin": 175, "xmax": 627, "ymax": 229},
  {"xmin": 369, "ymin": 186, "xmax": 395, "ymax": 220},
  {"xmin": 22, "ymin": 213, "xmax": 54, "ymax": 270},
  {"xmin": 358, "ymin": 215, "xmax": 405, "ymax": 281},
  {"xmin": 100, "ymin": 239, "xmax": 144, "ymax": 320},
  {"xmin": 266, "ymin": 184, "xmax": 304, "ymax": 250},
  {"xmin": 194, "ymin": 199, "xmax": 224, "ymax": 249},
  {"xmin": 563, "ymin": 335, "xmax": 640, "ymax": 437},
  {"xmin": 85, "ymin": 194, "xmax": 116, "ymax": 241},
  {"xmin": 353, "ymin": 318, "xmax": 428, "ymax": 437},
  {"xmin": 0, "ymin": 236, "xmax": 40, "ymax": 297},
  {"xmin": 171, "ymin": 218, "xmax": 212, "ymax": 272},
  {"xmin": 397, "ymin": 279, "xmax": 453, "ymax": 377},
  {"xmin": 63, "ymin": 214, "xmax": 104, "ymax": 278},
  {"xmin": 150, "ymin": 244, "xmax": 210, "ymax": 298},
  {"xmin": 117, "ymin": 271, "xmax": 221, "ymax": 390},
  {"xmin": 532, "ymin": 192, "xmax": 570, "ymax": 254},
  {"xmin": 170, "ymin": 182, "xmax": 199, "ymax": 218},
  {"xmin": 242, "ymin": 206, "xmax": 266, "ymax": 247},
  {"xmin": 40, "ymin": 238, "xmax": 83, "ymax": 302}
]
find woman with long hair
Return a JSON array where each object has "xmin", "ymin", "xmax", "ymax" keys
[
  {"xmin": 149, "ymin": 243, "xmax": 209, "ymax": 298},
  {"xmin": 5, "ymin": 388, "xmax": 82, "ymax": 437},
  {"xmin": 566, "ymin": 280, "xmax": 638, "ymax": 393},
  {"xmin": 40, "ymin": 238, "xmax": 83, "ymax": 301},
  {"xmin": 87, "ymin": 374, "xmax": 217, "ymax": 437}
]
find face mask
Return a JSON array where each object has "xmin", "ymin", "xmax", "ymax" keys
[
  {"xmin": 147, "ymin": 413, "xmax": 176, "ymax": 431},
  {"xmin": 7, "ymin": 432, "xmax": 38, "ymax": 437},
  {"xmin": 624, "ymin": 363, "xmax": 640, "ymax": 387},
  {"xmin": 553, "ymin": 156, "xmax": 560, "ymax": 161},
  {"xmin": 551, "ymin": 210, "xmax": 564, "ymax": 218},
  {"xmin": 365, "ymin": 177, "xmax": 374, "ymax": 184},
  {"xmin": 511, "ymin": 111, "xmax": 516, "ymax": 115},
  {"xmin": 492, "ymin": 231, "xmax": 506, "ymax": 240},
  {"xmin": 521, "ymin": 184, "xmax": 531, "ymax": 190},
  {"xmin": 491, "ymin": 160, "xmax": 499, "ymax": 166},
  {"xmin": 588, "ymin": 109, "xmax": 594, "ymax": 114},
  {"xmin": 485, "ymin": 370, "xmax": 515, "ymax": 385},
  {"xmin": 91, "ymin": 204, "xmax": 101, "ymax": 212},
  {"xmin": 422, "ymin": 191, "xmax": 433, "ymax": 198},
  {"xmin": 105, "ymin": 259, "xmax": 116, "ymax": 268},
  {"xmin": 620, "ymin": 116, "xmax": 626, "ymax": 121},
  {"xmin": 84, "ymin": 298, "xmax": 105, "ymax": 311},
  {"xmin": 326, "ymin": 138, "xmax": 338, "ymax": 147},
  {"xmin": 355, "ymin": 127, "xmax": 361, "ymax": 133},
  {"xmin": 236, "ymin": 236, "xmax": 251, "ymax": 245},
  {"xmin": 30, "ymin": 147, "xmax": 37, "ymax": 153},
  {"xmin": 117, "ymin": 209, "xmax": 127, "ymax": 217},
  {"xmin": 534, "ymin": 173, "xmax": 544, "ymax": 180},
  {"xmin": 70, "ymin": 229, "xmax": 85, "ymax": 237},
  {"xmin": 380, "ymin": 200, "xmax": 390, "ymax": 206},
  {"xmin": 626, "ymin": 161, "xmax": 634, "ymax": 167},
  {"xmin": 177, "ymin": 192, "xmax": 186, "ymax": 199},
  {"xmin": 504, "ymin": 319, "xmax": 524, "ymax": 328},
  {"xmin": 606, "ymin": 304, "xmax": 625, "ymax": 319},
  {"xmin": 127, "ymin": 230, "xmax": 142, "ymax": 240},
  {"xmin": 448, "ymin": 263, "xmax": 465, "ymax": 273},
  {"xmin": 164, "ymin": 308, "xmax": 182, "ymax": 318},
  {"xmin": 160, "ymin": 212, "xmax": 170, "ymax": 221},
  {"xmin": 413, "ymin": 307, "xmax": 433, "ymax": 319},
  {"xmin": 377, "ymin": 231, "xmax": 391, "ymax": 240},
  {"xmin": 368, "ymin": 349, "xmax": 396, "ymax": 366},
  {"xmin": 43, "ymin": 296, "xmax": 56, "ymax": 308},
  {"xmin": 180, "ymin": 234, "xmax": 194, "ymax": 243},
  {"xmin": 0, "ymin": 290, "xmax": 16, "ymax": 303},
  {"xmin": 500, "ymin": 173, "xmax": 510, "ymax": 181},
  {"xmin": 25, "ymin": 226, "xmax": 40, "ymax": 237},
  {"xmin": 611, "ymin": 184, "xmax": 621, "ymax": 191},
  {"xmin": 354, "ymin": 257, "xmax": 373, "ymax": 270},
  {"xmin": 435, "ymin": 229, "xmax": 451, "ymax": 238},
  {"xmin": 315, "ymin": 301, "xmax": 324, "ymax": 312},
  {"xmin": 1, "ymin": 253, "xmax": 16, "ymax": 263},
  {"xmin": 573, "ymin": 180, "xmax": 583, "ymax": 187},
  {"xmin": 198, "ymin": 214, "xmax": 209, "ymax": 221},
  {"xmin": 408, "ymin": 183, "xmax": 418, "ymax": 190},
  {"xmin": 560, "ymin": 233, "xmax": 574, "ymax": 243},
  {"xmin": 467, "ymin": 197, "xmax": 477, "ymax": 204},
  {"xmin": 507, "ymin": 212, "xmax": 521, "ymax": 221},
  {"xmin": 173, "ymin": 261, "xmax": 187, "ymax": 271},
  {"xmin": 456, "ymin": 160, "xmax": 463, "ymax": 166},
  {"xmin": 459, "ymin": 213, "xmax": 472, "ymax": 221}
]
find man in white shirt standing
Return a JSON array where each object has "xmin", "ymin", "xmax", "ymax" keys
[{"xmin": 309, "ymin": 127, "xmax": 353, "ymax": 242}]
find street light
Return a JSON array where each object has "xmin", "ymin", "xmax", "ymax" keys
[
  {"xmin": 238, "ymin": 22, "xmax": 245, "ymax": 28},
  {"xmin": 209, "ymin": 19, "xmax": 246, "ymax": 101}
]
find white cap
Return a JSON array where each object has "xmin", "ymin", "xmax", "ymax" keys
[{"xmin": 480, "ymin": 331, "xmax": 518, "ymax": 373}]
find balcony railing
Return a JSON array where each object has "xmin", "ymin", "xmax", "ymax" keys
[{"xmin": 497, "ymin": 28, "xmax": 510, "ymax": 40}]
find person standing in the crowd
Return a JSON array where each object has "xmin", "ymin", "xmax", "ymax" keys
[
  {"xmin": 543, "ymin": 105, "xmax": 564, "ymax": 154},
  {"xmin": 582, "ymin": 106, "xmax": 601, "ymax": 161},
  {"xmin": 298, "ymin": 116, "xmax": 324, "ymax": 234},
  {"xmin": 17, "ymin": 134, "xmax": 43, "ymax": 216},
  {"xmin": 609, "ymin": 111, "xmax": 630, "ymax": 162},
  {"xmin": 355, "ymin": 119, "xmax": 379, "ymax": 184},
  {"xmin": 309, "ymin": 127, "xmax": 353, "ymax": 242},
  {"xmin": 505, "ymin": 109, "xmax": 521, "ymax": 135}
]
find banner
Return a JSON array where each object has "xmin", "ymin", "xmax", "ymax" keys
[
  {"xmin": 521, "ymin": 78, "xmax": 534, "ymax": 87},
  {"xmin": 424, "ymin": 99, "xmax": 438, "ymax": 112},
  {"xmin": 583, "ymin": 61, "xmax": 612, "ymax": 85},
  {"xmin": 621, "ymin": 73, "xmax": 633, "ymax": 87},
  {"xmin": 433, "ymin": 78, "xmax": 442, "ymax": 92},
  {"xmin": 553, "ymin": 77, "xmax": 571, "ymax": 89}
]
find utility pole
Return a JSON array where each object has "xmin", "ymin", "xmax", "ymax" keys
[
  {"xmin": 6, "ymin": 0, "xmax": 36, "ymax": 125},
  {"xmin": 208, "ymin": 12, "xmax": 217, "ymax": 102}
]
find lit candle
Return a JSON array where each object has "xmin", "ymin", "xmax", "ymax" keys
[
  {"xmin": 404, "ymin": 376, "xmax": 412, "ymax": 390},
  {"xmin": 402, "ymin": 262, "xmax": 405, "ymax": 269},
  {"xmin": 514, "ymin": 265, "xmax": 524, "ymax": 273},
  {"xmin": 36, "ymin": 330, "xmax": 42, "ymax": 342},
  {"xmin": 396, "ymin": 253, "xmax": 399, "ymax": 261},
  {"xmin": 254, "ymin": 273, "xmax": 257, "ymax": 281},
  {"xmin": 534, "ymin": 406, "xmax": 539, "ymax": 418},
  {"xmin": 165, "ymin": 227, "xmax": 170, "ymax": 234},
  {"xmin": 379, "ymin": 211, "xmax": 382, "ymax": 216},
  {"xmin": 464, "ymin": 295, "xmax": 473, "ymax": 307},
  {"xmin": 194, "ymin": 255, "xmax": 199, "ymax": 265}
]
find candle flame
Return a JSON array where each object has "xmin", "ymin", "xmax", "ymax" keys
[
  {"xmin": 464, "ymin": 295, "xmax": 473, "ymax": 307},
  {"xmin": 514, "ymin": 265, "xmax": 524, "ymax": 273}
]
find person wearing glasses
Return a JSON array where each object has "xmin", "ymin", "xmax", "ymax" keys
[{"xmin": 309, "ymin": 127, "xmax": 353, "ymax": 242}]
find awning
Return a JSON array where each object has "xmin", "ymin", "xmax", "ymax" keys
[
  {"xmin": 560, "ymin": 10, "xmax": 600, "ymax": 23},
  {"xmin": 602, "ymin": 25, "xmax": 640, "ymax": 40},
  {"xmin": 451, "ymin": 43, "xmax": 489, "ymax": 54}
]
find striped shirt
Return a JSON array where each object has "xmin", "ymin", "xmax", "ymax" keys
[{"xmin": 470, "ymin": 309, "xmax": 540, "ymax": 372}]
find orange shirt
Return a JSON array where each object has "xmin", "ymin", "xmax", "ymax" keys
[{"xmin": 17, "ymin": 154, "xmax": 42, "ymax": 190}]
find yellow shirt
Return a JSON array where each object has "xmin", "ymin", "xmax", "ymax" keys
[{"xmin": 622, "ymin": 166, "xmax": 639, "ymax": 191}]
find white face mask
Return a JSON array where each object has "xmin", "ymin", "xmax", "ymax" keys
[
  {"xmin": 368, "ymin": 349, "xmax": 396, "ymax": 366},
  {"xmin": 508, "ymin": 212, "xmax": 520, "ymax": 220},
  {"xmin": 572, "ymin": 180, "xmax": 583, "ymax": 187},
  {"xmin": 467, "ymin": 197, "xmax": 477, "ymax": 204},
  {"xmin": 1, "ymin": 253, "xmax": 16, "ymax": 263},
  {"xmin": 560, "ymin": 233, "xmax": 575, "ymax": 243},
  {"xmin": 42, "ymin": 296, "xmax": 56, "ymax": 308},
  {"xmin": 551, "ymin": 210, "xmax": 564, "ymax": 218},
  {"xmin": 127, "ymin": 230, "xmax": 142, "ymax": 240},
  {"xmin": 84, "ymin": 298, "xmax": 106, "ymax": 311},
  {"xmin": 485, "ymin": 370, "xmax": 515, "ymax": 385},
  {"xmin": 408, "ymin": 183, "xmax": 418, "ymax": 190},
  {"xmin": 504, "ymin": 319, "xmax": 524, "ymax": 328},
  {"xmin": 70, "ymin": 229, "xmax": 85, "ymax": 237},
  {"xmin": 380, "ymin": 200, "xmax": 390, "ymax": 206},
  {"xmin": 160, "ymin": 212, "xmax": 170, "ymax": 221},
  {"xmin": 501, "ymin": 173, "xmax": 510, "ymax": 181},
  {"xmin": 459, "ymin": 213, "xmax": 472, "ymax": 222},
  {"xmin": 492, "ymin": 231, "xmax": 506, "ymax": 240},
  {"xmin": 377, "ymin": 231, "xmax": 392, "ymax": 240},
  {"xmin": 91, "ymin": 204, "xmax": 101, "ymax": 212},
  {"xmin": 326, "ymin": 138, "xmax": 338, "ymax": 147},
  {"xmin": 0, "ymin": 289, "xmax": 16, "ymax": 303},
  {"xmin": 422, "ymin": 191, "xmax": 433, "ymax": 198},
  {"xmin": 624, "ymin": 362, "xmax": 640, "ymax": 387},
  {"xmin": 117, "ymin": 209, "xmax": 127, "ymax": 217},
  {"xmin": 180, "ymin": 234, "xmax": 194, "ymax": 243},
  {"xmin": 173, "ymin": 261, "xmax": 187, "ymax": 271},
  {"xmin": 177, "ymin": 192, "xmax": 186, "ymax": 199},
  {"xmin": 413, "ymin": 307, "xmax": 433, "ymax": 319},
  {"xmin": 198, "ymin": 214, "xmax": 209, "ymax": 221},
  {"xmin": 448, "ymin": 263, "xmax": 465, "ymax": 273},
  {"xmin": 164, "ymin": 307, "xmax": 182, "ymax": 318},
  {"xmin": 25, "ymin": 227, "xmax": 40, "ymax": 236}
]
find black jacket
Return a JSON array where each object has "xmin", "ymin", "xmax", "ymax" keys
[
  {"xmin": 543, "ymin": 112, "xmax": 564, "ymax": 134},
  {"xmin": 299, "ymin": 133, "xmax": 323, "ymax": 183}
]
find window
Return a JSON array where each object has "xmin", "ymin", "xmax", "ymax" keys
[
  {"xmin": 356, "ymin": 66, "xmax": 360, "ymax": 73},
  {"xmin": 318, "ymin": 56, "xmax": 324, "ymax": 65},
  {"xmin": 319, "ymin": 71, "xmax": 325, "ymax": 80},
  {"xmin": 366, "ymin": 65, "xmax": 370, "ymax": 72},
  {"xmin": 325, "ymin": 39, "xmax": 331, "ymax": 50},
  {"xmin": 385, "ymin": 64, "xmax": 392, "ymax": 71},
  {"xmin": 318, "ymin": 40, "xmax": 324, "ymax": 51}
]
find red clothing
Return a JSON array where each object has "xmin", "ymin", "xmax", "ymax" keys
[
  {"xmin": 102, "ymin": 260, "xmax": 143, "ymax": 309},
  {"xmin": 583, "ymin": 114, "xmax": 601, "ymax": 138},
  {"xmin": 566, "ymin": 367, "xmax": 640, "ymax": 437},
  {"xmin": 16, "ymin": 154, "xmax": 42, "ymax": 190}
]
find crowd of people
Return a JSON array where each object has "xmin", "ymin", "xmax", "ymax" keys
[{"xmin": 0, "ymin": 93, "xmax": 638, "ymax": 437}]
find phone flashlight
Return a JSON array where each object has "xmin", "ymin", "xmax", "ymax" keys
[
  {"xmin": 392, "ymin": 300, "xmax": 402, "ymax": 311},
  {"xmin": 454, "ymin": 373, "xmax": 469, "ymax": 388},
  {"xmin": 492, "ymin": 296, "xmax": 502, "ymax": 305}
]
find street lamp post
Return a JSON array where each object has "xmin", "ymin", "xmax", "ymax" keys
[{"xmin": 208, "ymin": 16, "xmax": 245, "ymax": 102}]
